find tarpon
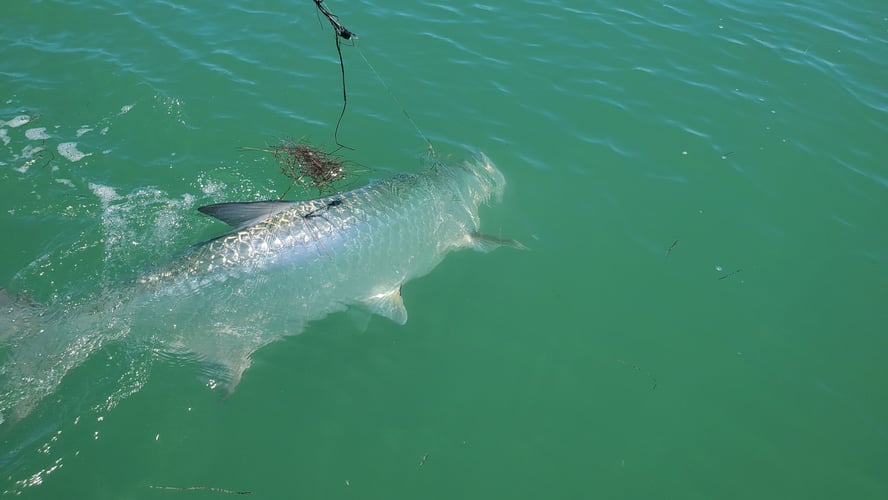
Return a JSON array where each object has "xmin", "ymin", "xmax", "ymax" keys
[{"xmin": 0, "ymin": 154, "xmax": 521, "ymax": 424}]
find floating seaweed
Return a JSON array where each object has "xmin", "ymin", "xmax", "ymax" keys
[{"xmin": 241, "ymin": 140, "xmax": 362, "ymax": 198}]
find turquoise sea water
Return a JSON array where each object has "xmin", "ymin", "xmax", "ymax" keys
[{"xmin": 2, "ymin": 1, "xmax": 887, "ymax": 498}]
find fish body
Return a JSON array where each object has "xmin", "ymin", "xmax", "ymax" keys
[
  {"xmin": 1, "ymin": 154, "xmax": 520, "ymax": 423},
  {"xmin": 145, "ymin": 153, "xmax": 511, "ymax": 310}
]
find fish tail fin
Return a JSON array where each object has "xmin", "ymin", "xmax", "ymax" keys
[
  {"xmin": 0, "ymin": 288, "xmax": 132, "ymax": 425},
  {"xmin": 468, "ymin": 232, "xmax": 527, "ymax": 253},
  {"xmin": 0, "ymin": 288, "xmax": 64, "ymax": 424}
]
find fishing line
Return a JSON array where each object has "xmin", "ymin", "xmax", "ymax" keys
[
  {"xmin": 311, "ymin": 0, "xmax": 434, "ymax": 156},
  {"xmin": 313, "ymin": 0, "xmax": 355, "ymax": 151},
  {"xmin": 331, "ymin": 33, "xmax": 350, "ymax": 151},
  {"xmin": 355, "ymin": 45, "xmax": 435, "ymax": 156}
]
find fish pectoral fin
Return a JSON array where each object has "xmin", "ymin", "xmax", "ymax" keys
[
  {"xmin": 363, "ymin": 286, "xmax": 408, "ymax": 325},
  {"xmin": 198, "ymin": 200, "xmax": 297, "ymax": 227},
  {"xmin": 468, "ymin": 232, "xmax": 527, "ymax": 253}
]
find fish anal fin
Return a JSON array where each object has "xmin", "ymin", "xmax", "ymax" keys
[{"xmin": 363, "ymin": 286, "xmax": 408, "ymax": 325}]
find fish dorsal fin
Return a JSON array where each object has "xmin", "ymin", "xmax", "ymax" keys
[
  {"xmin": 198, "ymin": 200, "xmax": 297, "ymax": 227},
  {"xmin": 362, "ymin": 286, "xmax": 408, "ymax": 325}
]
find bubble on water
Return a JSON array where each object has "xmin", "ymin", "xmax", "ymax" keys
[{"xmin": 715, "ymin": 265, "xmax": 723, "ymax": 272}]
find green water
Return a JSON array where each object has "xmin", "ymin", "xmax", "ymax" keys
[{"xmin": 2, "ymin": 1, "xmax": 887, "ymax": 498}]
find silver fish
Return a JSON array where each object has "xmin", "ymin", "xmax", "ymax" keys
[{"xmin": 0, "ymin": 154, "xmax": 521, "ymax": 424}]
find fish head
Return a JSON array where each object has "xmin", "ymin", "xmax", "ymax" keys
[
  {"xmin": 443, "ymin": 153, "xmax": 506, "ymax": 211},
  {"xmin": 469, "ymin": 153, "xmax": 506, "ymax": 204}
]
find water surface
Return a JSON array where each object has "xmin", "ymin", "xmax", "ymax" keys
[{"xmin": 2, "ymin": 1, "xmax": 887, "ymax": 498}]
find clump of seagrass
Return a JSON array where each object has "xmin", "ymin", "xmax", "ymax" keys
[{"xmin": 242, "ymin": 140, "xmax": 358, "ymax": 198}]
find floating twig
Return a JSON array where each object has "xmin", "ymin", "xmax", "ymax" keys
[
  {"xmin": 718, "ymin": 268, "xmax": 743, "ymax": 280},
  {"xmin": 666, "ymin": 239, "xmax": 679, "ymax": 257},
  {"xmin": 149, "ymin": 485, "xmax": 251, "ymax": 495}
]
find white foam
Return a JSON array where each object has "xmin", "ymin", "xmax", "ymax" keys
[
  {"xmin": 20, "ymin": 144, "xmax": 45, "ymax": 163},
  {"xmin": 120, "ymin": 104, "xmax": 134, "ymax": 114},
  {"xmin": 55, "ymin": 178, "xmax": 76, "ymax": 188},
  {"xmin": 5, "ymin": 115, "xmax": 30, "ymax": 128},
  {"xmin": 25, "ymin": 127, "xmax": 50, "ymax": 140},
  {"xmin": 58, "ymin": 142, "xmax": 91, "ymax": 162},
  {"xmin": 88, "ymin": 183, "xmax": 122, "ymax": 204},
  {"xmin": 0, "ymin": 129, "xmax": 8, "ymax": 146},
  {"xmin": 19, "ymin": 146, "xmax": 45, "ymax": 160},
  {"xmin": 76, "ymin": 126, "xmax": 93, "ymax": 137},
  {"xmin": 200, "ymin": 179, "xmax": 225, "ymax": 196}
]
